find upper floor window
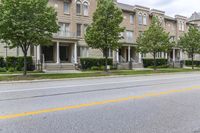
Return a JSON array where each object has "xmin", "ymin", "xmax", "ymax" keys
[
  {"xmin": 83, "ymin": 2, "xmax": 89, "ymax": 16},
  {"xmin": 84, "ymin": 24, "xmax": 88, "ymax": 34},
  {"xmin": 179, "ymin": 21, "xmax": 184, "ymax": 31},
  {"xmin": 76, "ymin": 0, "xmax": 81, "ymax": 15},
  {"xmin": 64, "ymin": 2, "xmax": 70, "ymax": 14},
  {"xmin": 77, "ymin": 24, "xmax": 82, "ymax": 37},
  {"xmin": 126, "ymin": 31, "xmax": 133, "ymax": 41},
  {"xmin": 143, "ymin": 14, "xmax": 147, "ymax": 25},
  {"xmin": 182, "ymin": 22, "xmax": 185, "ymax": 31},
  {"xmin": 138, "ymin": 13, "xmax": 143, "ymax": 25},
  {"xmin": 59, "ymin": 23, "xmax": 70, "ymax": 37},
  {"xmin": 130, "ymin": 14, "xmax": 134, "ymax": 24}
]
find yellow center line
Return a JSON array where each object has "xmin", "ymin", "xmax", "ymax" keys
[{"xmin": 0, "ymin": 86, "xmax": 200, "ymax": 120}]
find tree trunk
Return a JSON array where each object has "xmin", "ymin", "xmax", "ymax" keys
[
  {"xmin": 153, "ymin": 52, "xmax": 157, "ymax": 71},
  {"xmin": 192, "ymin": 54, "xmax": 194, "ymax": 70},
  {"xmin": 105, "ymin": 48, "xmax": 108, "ymax": 72},
  {"xmin": 23, "ymin": 52, "xmax": 27, "ymax": 76}
]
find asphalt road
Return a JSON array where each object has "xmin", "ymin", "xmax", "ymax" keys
[{"xmin": 1, "ymin": 73, "xmax": 200, "ymax": 133}]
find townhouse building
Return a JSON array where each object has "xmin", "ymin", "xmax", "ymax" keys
[{"xmin": 0, "ymin": 0, "xmax": 199, "ymax": 70}]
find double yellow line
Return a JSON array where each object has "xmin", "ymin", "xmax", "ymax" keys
[{"xmin": 0, "ymin": 86, "xmax": 199, "ymax": 120}]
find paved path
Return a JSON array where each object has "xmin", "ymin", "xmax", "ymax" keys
[{"xmin": 1, "ymin": 73, "xmax": 200, "ymax": 133}]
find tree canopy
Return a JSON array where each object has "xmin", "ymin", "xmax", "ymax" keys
[
  {"xmin": 136, "ymin": 16, "xmax": 171, "ymax": 70},
  {"xmin": 178, "ymin": 25, "xmax": 200, "ymax": 69},
  {"xmin": 0, "ymin": 0, "xmax": 59, "ymax": 75},
  {"xmin": 85, "ymin": 0, "xmax": 124, "ymax": 71}
]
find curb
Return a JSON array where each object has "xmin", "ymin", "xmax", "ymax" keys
[{"xmin": 0, "ymin": 71, "xmax": 199, "ymax": 84}]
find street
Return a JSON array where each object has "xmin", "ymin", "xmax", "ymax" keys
[{"xmin": 1, "ymin": 73, "xmax": 200, "ymax": 133}]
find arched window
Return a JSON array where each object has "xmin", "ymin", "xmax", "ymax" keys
[
  {"xmin": 138, "ymin": 13, "xmax": 143, "ymax": 25},
  {"xmin": 143, "ymin": 14, "xmax": 147, "ymax": 25},
  {"xmin": 76, "ymin": 0, "xmax": 81, "ymax": 15},
  {"xmin": 182, "ymin": 22, "xmax": 185, "ymax": 31},
  {"xmin": 83, "ymin": 2, "xmax": 89, "ymax": 16}
]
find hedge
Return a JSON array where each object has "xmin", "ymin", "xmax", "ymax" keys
[
  {"xmin": 80, "ymin": 58, "xmax": 113, "ymax": 70},
  {"xmin": 185, "ymin": 60, "xmax": 200, "ymax": 67},
  {"xmin": 0, "ymin": 56, "xmax": 5, "ymax": 68},
  {"xmin": 6, "ymin": 56, "xmax": 34, "ymax": 71},
  {"xmin": 143, "ymin": 58, "xmax": 168, "ymax": 68}
]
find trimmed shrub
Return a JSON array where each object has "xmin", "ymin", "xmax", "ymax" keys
[
  {"xmin": 143, "ymin": 58, "xmax": 168, "ymax": 68},
  {"xmin": 185, "ymin": 60, "xmax": 200, "ymax": 67},
  {"xmin": 6, "ymin": 56, "xmax": 34, "ymax": 71},
  {"xmin": 0, "ymin": 57, "xmax": 5, "ymax": 68},
  {"xmin": 0, "ymin": 67, "xmax": 7, "ymax": 72},
  {"xmin": 80, "ymin": 58, "xmax": 113, "ymax": 70},
  {"xmin": 7, "ymin": 67, "xmax": 15, "ymax": 72}
]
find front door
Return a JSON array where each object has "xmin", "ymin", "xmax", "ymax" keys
[
  {"xmin": 60, "ymin": 46, "xmax": 69, "ymax": 63},
  {"xmin": 42, "ymin": 46, "xmax": 54, "ymax": 63}
]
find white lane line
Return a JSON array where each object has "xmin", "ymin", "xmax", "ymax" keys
[{"xmin": 0, "ymin": 75, "xmax": 199, "ymax": 93}]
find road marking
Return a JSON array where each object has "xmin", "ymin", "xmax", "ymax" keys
[
  {"xmin": 1, "ymin": 75, "xmax": 200, "ymax": 93},
  {"xmin": 0, "ymin": 86, "xmax": 199, "ymax": 120}
]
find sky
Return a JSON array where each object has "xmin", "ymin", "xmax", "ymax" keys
[{"xmin": 117, "ymin": 0, "xmax": 199, "ymax": 18}]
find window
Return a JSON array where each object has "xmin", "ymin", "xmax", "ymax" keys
[
  {"xmin": 76, "ymin": 0, "xmax": 81, "ymax": 15},
  {"xmin": 84, "ymin": 24, "xmax": 88, "ymax": 34},
  {"xmin": 156, "ymin": 52, "xmax": 163, "ymax": 58},
  {"xmin": 78, "ymin": 46, "xmax": 89, "ymax": 57},
  {"xmin": 141, "ymin": 53, "xmax": 146, "ymax": 58},
  {"xmin": 64, "ymin": 2, "xmax": 70, "ymax": 14},
  {"xmin": 59, "ymin": 23, "xmax": 70, "ymax": 37},
  {"xmin": 182, "ymin": 22, "xmax": 185, "ymax": 31},
  {"xmin": 77, "ymin": 24, "xmax": 82, "ymax": 37},
  {"xmin": 179, "ymin": 21, "xmax": 182, "ymax": 31},
  {"xmin": 83, "ymin": 2, "xmax": 89, "ymax": 16},
  {"xmin": 126, "ymin": 31, "xmax": 133, "ymax": 41},
  {"xmin": 143, "ymin": 14, "xmax": 147, "ymax": 25},
  {"xmin": 130, "ymin": 14, "xmax": 134, "ymax": 24},
  {"xmin": 138, "ymin": 13, "xmax": 143, "ymax": 25},
  {"xmin": 103, "ymin": 49, "xmax": 113, "ymax": 58}
]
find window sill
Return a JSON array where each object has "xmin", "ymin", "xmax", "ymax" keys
[{"xmin": 64, "ymin": 13, "xmax": 70, "ymax": 15}]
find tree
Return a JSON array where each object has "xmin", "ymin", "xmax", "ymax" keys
[
  {"xmin": 136, "ymin": 17, "xmax": 171, "ymax": 70},
  {"xmin": 85, "ymin": 0, "xmax": 124, "ymax": 72},
  {"xmin": 0, "ymin": 0, "xmax": 59, "ymax": 76},
  {"xmin": 178, "ymin": 25, "xmax": 200, "ymax": 69}
]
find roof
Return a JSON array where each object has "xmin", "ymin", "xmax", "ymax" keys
[
  {"xmin": 117, "ymin": 2, "xmax": 135, "ymax": 12},
  {"xmin": 188, "ymin": 12, "xmax": 200, "ymax": 22}
]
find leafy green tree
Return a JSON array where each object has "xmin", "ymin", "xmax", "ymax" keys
[
  {"xmin": 0, "ymin": 0, "xmax": 59, "ymax": 75},
  {"xmin": 178, "ymin": 25, "xmax": 200, "ymax": 69},
  {"xmin": 137, "ymin": 17, "xmax": 171, "ymax": 70},
  {"xmin": 85, "ymin": 0, "xmax": 124, "ymax": 71}
]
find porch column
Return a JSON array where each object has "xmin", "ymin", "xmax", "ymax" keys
[
  {"xmin": 139, "ymin": 53, "xmax": 142, "ymax": 63},
  {"xmin": 56, "ymin": 41, "xmax": 60, "ymax": 64},
  {"xmin": 180, "ymin": 49, "xmax": 183, "ymax": 60},
  {"xmin": 116, "ymin": 49, "xmax": 119, "ymax": 63},
  {"xmin": 173, "ymin": 49, "xmax": 176, "ymax": 62},
  {"xmin": 36, "ymin": 45, "xmax": 41, "ymax": 63},
  {"xmin": 128, "ymin": 46, "xmax": 131, "ymax": 62},
  {"xmin": 74, "ymin": 42, "xmax": 78, "ymax": 64}
]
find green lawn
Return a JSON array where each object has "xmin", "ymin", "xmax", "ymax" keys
[{"xmin": 0, "ymin": 68, "xmax": 199, "ymax": 81}]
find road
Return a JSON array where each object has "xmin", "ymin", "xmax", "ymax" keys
[{"xmin": 1, "ymin": 73, "xmax": 200, "ymax": 133}]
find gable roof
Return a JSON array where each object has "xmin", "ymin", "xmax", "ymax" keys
[{"xmin": 188, "ymin": 12, "xmax": 200, "ymax": 22}]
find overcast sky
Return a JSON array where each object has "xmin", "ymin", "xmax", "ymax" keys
[{"xmin": 117, "ymin": 0, "xmax": 199, "ymax": 17}]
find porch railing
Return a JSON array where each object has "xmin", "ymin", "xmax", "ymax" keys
[{"xmin": 53, "ymin": 31, "xmax": 77, "ymax": 39}]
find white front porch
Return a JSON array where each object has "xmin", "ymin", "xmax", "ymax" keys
[{"xmin": 36, "ymin": 41, "xmax": 78, "ymax": 71}]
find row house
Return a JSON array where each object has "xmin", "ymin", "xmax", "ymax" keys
[{"xmin": 0, "ymin": 0, "xmax": 198, "ymax": 70}]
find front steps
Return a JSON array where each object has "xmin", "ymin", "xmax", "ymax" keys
[
  {"xmin": 118, "ymin": 63, "xmax": 143, "ymax": 70},
  {"xmin": 44, "ymin": 63, "xmax": 75, "ymax": 71}
]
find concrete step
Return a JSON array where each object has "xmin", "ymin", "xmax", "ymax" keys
[
  {"xmin": 118, "ymin": 63, "xmax": 143, "ymax": 70},
  {"xmin": 44, "ymin": 63, "xmax": 75, "ymax": 71}
]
